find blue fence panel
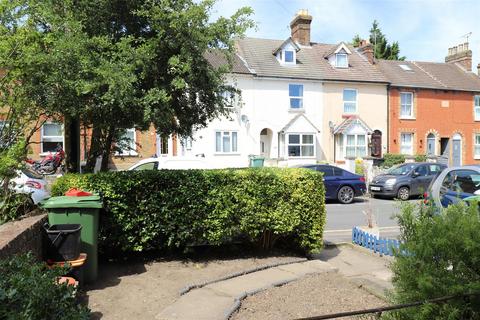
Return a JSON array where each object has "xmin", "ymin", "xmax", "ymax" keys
[{"xmin": 351, "ymin": 227, "xmax": 400, "ymax": 256}]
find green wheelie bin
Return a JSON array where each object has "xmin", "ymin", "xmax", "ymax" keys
[{"xmin": 40, "ymin": 195, "xmax": 102, "ymax": 283}]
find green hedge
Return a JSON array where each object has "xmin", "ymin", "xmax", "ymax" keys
[
  {"xmin": 51, "ymin": 168, "xmax": 326, "ymax": 254},
  {"xmin": 382, "ymin": 153, "xmax": 406, "ymax": 168}
]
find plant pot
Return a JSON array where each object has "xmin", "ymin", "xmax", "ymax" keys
[{"xmin": 357, "ymin": 225, "xmax": 380, "ymax": 239}]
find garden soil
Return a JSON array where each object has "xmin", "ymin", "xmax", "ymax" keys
[{"xmin": 85, "ymin": 250, "xmax": 385, "ymax": 320}]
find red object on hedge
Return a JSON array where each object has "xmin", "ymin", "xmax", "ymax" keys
[{"xmin": 65, "ymin": 188, "xmax": 92, "ymax": 197}]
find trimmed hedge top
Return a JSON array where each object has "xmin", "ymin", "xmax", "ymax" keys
[{"xmin": 51, "ymin": 168, "xmax": 326, "ymax": 254}]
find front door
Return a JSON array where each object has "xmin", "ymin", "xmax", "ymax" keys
[
  {"xmin": 371, "ymin": 130, "xmax": 382, "ymax": 157},
  {"xmin": 452, "ymin": 139, "xmax": 461, "ymax": 166}
]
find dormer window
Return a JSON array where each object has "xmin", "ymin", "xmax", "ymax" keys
[
  {"xmin": 336, "ymin": 53, "xmax": 348, "ymax": 68},
  {"xmin": 273, "ymin": 37, "xmax": 300, "ymax": 66},
  {"xmin": 325, "ymin": 42, "xmax": 352, "ymax": 69},
  {"xmin": 285, "ymin": 50, "xmax": 295, "ymax": 63}
]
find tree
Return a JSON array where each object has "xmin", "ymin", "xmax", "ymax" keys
[
  {"xmin": 0, "ymin": 0, "xmax": 254, "ymax": 172},
  {"xmin": 352, "ymin": 20, "xmax": 405, "ymax": 60}
]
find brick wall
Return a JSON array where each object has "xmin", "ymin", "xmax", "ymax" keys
[
  {"xmin": 389, "ymin": 87, "xmax": 480, "ymax": 165},
  {"xmin": 0, "ymin": 213, "xmax": 47, "ymax": 261}
]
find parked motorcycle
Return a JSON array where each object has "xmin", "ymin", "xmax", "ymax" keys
[{"xmin": 26, "ymin": 145, "xmax": 65, "ymax": 175}]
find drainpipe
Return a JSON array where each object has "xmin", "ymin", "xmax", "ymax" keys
[{"xmin": 386, "ymin": 85, "xmax": 390, "ymax": 154}]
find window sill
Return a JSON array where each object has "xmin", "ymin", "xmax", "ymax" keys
[
  {"xmin": 289, "ymin": 108, "xmax": 305, "ymax": 113},
  {"xmin": 288, "ymin": 156, "xmax": 316, "ymax": 159},
  {"xmin": 114, "ymin": 152, "xmax": 139, "ymax": 157},
  {"xmin": 399, "ymin": 117, "xmax": 416, "ymax": 120},
  {"xmin": 342, "ymin": 112, "xmax": 358, "ymax": 118},
  {"xmin": 214, "ymin": 153, "xmax": 241, "ymax": 156},
  {"xmin": 474, "ymin": 156, "xmax": 480, "ymax": 160}
]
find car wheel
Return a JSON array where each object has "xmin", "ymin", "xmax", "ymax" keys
[
  {"xmin": 397, "ymin": 186, "xmax": 410, "ymax": 201},
  {"xmin": 338, "ymin": 186, "xmax": 355, "ymax": 204}
]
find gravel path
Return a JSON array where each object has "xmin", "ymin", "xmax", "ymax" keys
[
  {"xmin": 86, "ymin": 254, "xmax": 302, "ymax": 320},
  {"xmin": 230, "ymin": 273, "xmax": 387, "ymax": 320}
]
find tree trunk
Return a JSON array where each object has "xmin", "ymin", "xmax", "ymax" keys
[
  {"xmin": 84, "ymin": 125, "xmax": 102, "ymax": 173},
  {"xmin": 100, "ymin": 126, "xmax": 115, "ymax": 171}
]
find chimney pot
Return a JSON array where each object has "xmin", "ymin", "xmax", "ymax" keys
[
  {"xmin": 445, "ymin": 42, "xmax": 472, "ymax": 71},
  {"xmin": 290, "ymin": 9, "xmax": 313, "ymax": 46}
]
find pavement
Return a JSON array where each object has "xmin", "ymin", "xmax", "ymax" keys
[{"xmin": 156, "ymin": 244, "xmax": 393, "ymax": 320}]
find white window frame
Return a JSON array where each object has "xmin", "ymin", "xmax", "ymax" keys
[
  {"xmin": 215, "ymin": 131, "xmax": 238, "ymax": 154},
  {"xmin": 284, "ymin": 50, "xmax": 295, "ymax": 64},
  {"xmin": 335, "ymin": 53, "xmax": 348, "ymax": 68},
  {"xmin": 289, "ymin": 84, "xmax": 304, "ymax": 110},
  {"xmin": 41, "ymin": 122, "xmax": 64, "ymax": 155},
  {"xmin": 287, "ymin": 133, "xmax": 315, "ymax": 158},
  {"xmin": 343, "ymin": 88, "xmax": 357, "ymax": 114},
  {"xmin": 400, "ymin": 92, "xmax": 414, "ymax": 119},
  {"xmin": 400, "ymin": 133, "xmax": 414, "ymax": 155},
  {"xmin": 344, "ymin": 134, "xmax": 367, "ymax": 158},
  {"xmin": 117, "ymin": 128, "xmax": 137, "ymax": 156},
  {"xmin": 159, "ymin": 134, "xmax": 169, "ymax": 156},
  {"xmin": 474, "ymin": 134, "xmax": 480, "ymax": 159},
  {"xmin": 426, "ymin": 133, "xmax": 436, "ymax": 156},
  {"xmin": 474, "ymin": 95, "xmax": 480, "ymax": 121}
]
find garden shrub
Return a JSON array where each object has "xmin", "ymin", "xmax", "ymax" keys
[
  {"xmin": 382, "ymin": 153, "xmax": 405, "ymax": 168},
  {"xmin": 386, "ymin": 202, "xmax": 480, "ymax": 319},
  {"xmin": 0, "ymin": 253, "xmax": 90, "ymax": 320},
  {"xmin": 414, "ymin": 154, "xmax": 427, "ymax": 162},
  {"xmin": 354, "ymin": 158, "xmax": 365, "ymax": 176},
  {"xmin": 51, "ymin": 168, "xmax": 326, "ymax": 254}
]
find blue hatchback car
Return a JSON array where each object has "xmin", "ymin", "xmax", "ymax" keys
[{"xmin": 296, "ymin": 164, "xmax": 366, "ymax": 204}]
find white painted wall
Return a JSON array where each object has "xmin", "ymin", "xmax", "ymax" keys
[{"xmin": 182, "ymin": 75, "xmax": 324, "ymax": 168}]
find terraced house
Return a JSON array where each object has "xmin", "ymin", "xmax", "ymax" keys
[
  {"xmin": 378, "ymin": 43, "xmax": 480, "ymax": 166},
  {"xmin": 26, "ymin": 10, "xmax": 480, "ymax": 170},
  {"xmin": 174, "ymin": 10, "xmax": 389, "ymax": 168}
]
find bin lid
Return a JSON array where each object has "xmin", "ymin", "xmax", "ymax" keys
[{"xmin": 40, "ymin": 195, "xmax": 103, "ymax": 209}]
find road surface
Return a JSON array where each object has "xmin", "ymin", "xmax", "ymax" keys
[{"xmin": 324, "ymin": 196, "xmax": 419, "ymax": 243}]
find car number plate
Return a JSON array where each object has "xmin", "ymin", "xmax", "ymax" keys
[{"xmin": 370, "ymin": 186, "xmax": 381, "ymax": 191}]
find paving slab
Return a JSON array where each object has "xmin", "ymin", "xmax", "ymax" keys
[
  {"xmin": 315, "ymin": 244, "xmax": 393, "ymax": 299},
  {"xmin": 206, "ymin": 268, "xmax": 299, "ymax": 297},
  {"xmin": 277, "ymin": 260, "xmax": 337, "ymax": 276},
  {"xmin": 156, "ymin": 288, "xmax": 234, "ymax": 320},
  {"xmin": 157, "ymin": 260, "xmax": 339, "ymax": 320}
]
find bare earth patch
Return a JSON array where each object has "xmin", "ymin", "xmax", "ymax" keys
[
  {"xmin": 85, "ymin": 254, "xmax": 302, "ymax": 320},
  {"xmin": 230, "ymin": 273, "xmax": 387, "ymax": 320}
]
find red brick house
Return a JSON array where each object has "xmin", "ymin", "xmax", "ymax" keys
[{"xmin": 378, "ymin": 43, "xmax": 480, "ymax": 166}]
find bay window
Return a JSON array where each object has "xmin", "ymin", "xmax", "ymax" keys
[{"xmin": 288, "ymin": 134, "xmax": 314, "ymax": 157}]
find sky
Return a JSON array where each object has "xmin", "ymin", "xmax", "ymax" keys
[{"xmin": 211, "ymin": 0, "xmax": 480, "ymax": 70}]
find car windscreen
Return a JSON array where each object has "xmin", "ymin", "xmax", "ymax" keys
[
  {"xmin": 387, "ymin": 164, "xmax": 416, "ymax": 176},
  {"xmin": 22, "ymin": 168, "xmax": 43, "ymax": 179}
]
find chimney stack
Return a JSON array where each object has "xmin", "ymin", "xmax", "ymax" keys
[
  {"xmin": 357, "ymin": 39, "xmax": 375, "ymax": 64},
  {"xmin": 445, "ymin": 42, "xmax": 472, "ymax": 71},
  {"xmin": 290, "ymin": 9, "xmax": 312, "ymax": 46},
  {"xmin": 477, "ymin": 63, "xmax": 480, "ymax": 76}
]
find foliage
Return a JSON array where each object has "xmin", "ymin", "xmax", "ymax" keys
[
  {"xmin": 0, "ymin": 253, "xmax": 90, "ymax": 320},
  {"xmin": 386, "ymin": 202, "xmax": 480, "ymax": 319},
  {"xmin": 0, "ymin": 141, "xmax": 34, "ymax": 225},
  {"xmin": 352, "ymin": 20, "xmax": 405, "ymax": 60},
  {"xmin": 0, "ymin": 0, "xmax": 254, "ymax": 171},
  {"xmin": 414, "ymin": 154, "xmax": 427, "ymax": 162},
  {"xmin": 0, "ymin": 192, "xmax": 34, "ymax": 225},
  {"xmin": 382, "ymin": 153, "xmax": 406, "ymax": 168},
  {"xmin": 51, "ymin": 168, "xmax": 326, "ymax": 254},
  {"xmin": 355, "ymin": 157, "xmax": 365, "ymax": 176}
]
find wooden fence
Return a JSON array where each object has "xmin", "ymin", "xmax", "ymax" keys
[{"xmin": 352, "ymin": 226, "xmax": 401, "ymax": 256}]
